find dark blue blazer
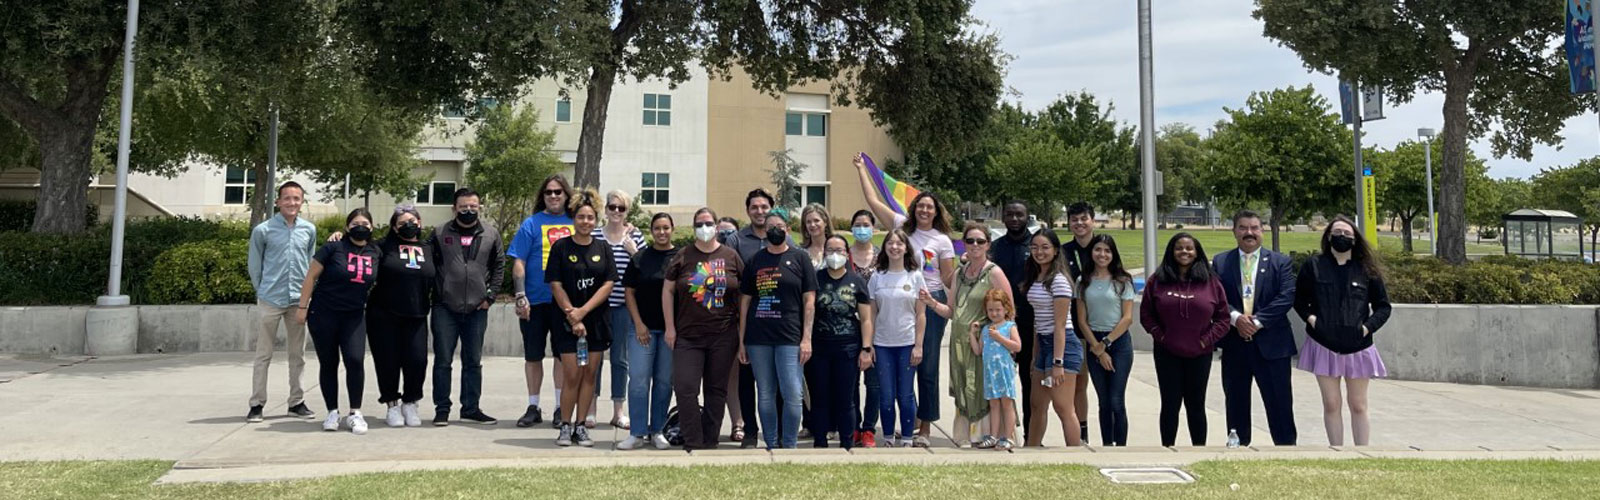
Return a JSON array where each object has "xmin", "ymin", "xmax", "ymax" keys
[{"xmin": 1213, "ymin": 247, "xmax": 1297, "ymax": 360}]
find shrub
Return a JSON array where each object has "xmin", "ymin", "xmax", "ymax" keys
[
  {"xmin": 0, "ymin": 200, "xmax": 98, "ymax": 232},
  {"xmin": 0, "ymin": 217, "xmax": 251, "ymax": 305},
  {"xmin": 145, "ymin": 240, "xmax": 256, "ymax": 304}
]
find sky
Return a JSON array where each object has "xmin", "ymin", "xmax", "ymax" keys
[{"xmin": 969, "ymin": 0, "xmax": 1600, "ymax": 180}]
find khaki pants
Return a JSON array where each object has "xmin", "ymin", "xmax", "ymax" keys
[{"xmin": 250, "ymin": 300, "xmax": 307, "ymax": 408}]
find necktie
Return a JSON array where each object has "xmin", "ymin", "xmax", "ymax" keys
[{"xmin": 1242, "ymin": 253, "xmax": 1257, "ymax": 315}]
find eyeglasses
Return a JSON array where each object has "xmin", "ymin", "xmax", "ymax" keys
[
  {"xmin": 1029, "ymin": 244, "xmax": 1055, "ymax": 251},
  {"xmin": 606, "ymin": 204, "xmax": 627, "ymax": 213},
  {"xmin": 543, "ymin": 190, "xmax": 565, "ymax": 197},
  {"xmin": 964, "ymin": 238, "xmax": 989, "ymax": 245}
]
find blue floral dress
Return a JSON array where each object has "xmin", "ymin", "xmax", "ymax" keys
[{"xmin": 981, "ymin": 320, "xmax": 1021, "ymax": 400}]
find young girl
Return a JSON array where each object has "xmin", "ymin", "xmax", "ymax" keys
[
  {"xmin": 868, "ymin": 229, "xmax": 927, "ymax": 447},
  {"xmin": 969, "ymin": 289, "xmax": 1021, "ymax": 451}
]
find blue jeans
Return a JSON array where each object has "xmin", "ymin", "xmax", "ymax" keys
[
  {"xmin": 916, "ymin": 289, "xmax": 947, "ymax": 422},
  {"xmin": 604, "ymin": 307, "xmax": 632, "ymax": 401},
  {"xmin": 1086, "ymin": 331, "xmax": 1134, "ymax": 446},
  {"xmin": 876, "ymin": 344, "xmax": 917, "ymax": 438},
  {"xmin": 627, "ymin": 329, "xmax": 674, "ymax": 437},
  {"xmin": 430, "ymin": 306, "xmax": 487, "ymax": 415},
  {"xmin": 747, "ymin": 344, "xmax": 803, "ymax": 448}
]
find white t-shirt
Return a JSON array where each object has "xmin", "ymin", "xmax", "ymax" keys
[
  {"xmin": 869, "ymin": 269, "xmax": 927, "ymax": 347},
  {"xmin": 891, "ymin": 213, "xmax": 955, "ymax": 292}
]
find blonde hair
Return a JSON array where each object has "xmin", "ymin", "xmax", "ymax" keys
[
  {"xmin": 606, "ymin": 189, "xmax": 632, "ymax": 211},
  {"xmin": 568, "ymin": 188, "xmax": 601, "ymax": 217},
  {"xmin": 800, "ymin": 203, "xmax": 833, "ymax": 249}
]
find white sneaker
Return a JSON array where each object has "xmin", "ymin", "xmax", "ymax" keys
[
  {"xmin": 616, "ymin": 434, "xmax": 642, "ymax": 450},
  {"xmin": 386, "ymin": 405, "xmax": 404, "ymax": 427},
  {"xmin": 556, "ymin": 424, "xmax": 574, "ymax": 447},
  {"xmin": 322, "ymin": 412, "xmax": 341, "ymax": 432},
  {"xmin": 898, "ymin": 435, "xmax": 914, "ymax": 448},
  {"xmin": 348, "ymin": 412, "xmax": 368, "ymax": 435},
  {"xmin": 401, "ymin": 403, "xmax": 422, "ymax": 427},
  {"xmin": 651, "ymin": 433, "xmax": 671, "ymax": 450}
]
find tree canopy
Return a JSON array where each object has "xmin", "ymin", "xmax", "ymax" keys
[{"xmin": 464, "ymin": 104, "xmax": 565, "ymax": 232}]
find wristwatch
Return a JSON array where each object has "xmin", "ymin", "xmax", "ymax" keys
[
  {"xmin": 861, "ymin": 346, "xmax": 873, "ymax": 353},
  {"xmin": 1052, "ymin": 358, "xmax": 1064, "ymax": 367}
]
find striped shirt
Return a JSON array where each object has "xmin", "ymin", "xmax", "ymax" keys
[
  {"xmin": 594, "ymin": 227, "xmax": 646, "ymax": 307},
  {"xmin": 1027, "ymin": 273, "xmax": 1075, "ymax": 337}
]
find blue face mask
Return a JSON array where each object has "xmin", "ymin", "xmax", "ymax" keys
[{"xmin": 852, "ymin": 226, "xmax": 873, "ymax": 242}]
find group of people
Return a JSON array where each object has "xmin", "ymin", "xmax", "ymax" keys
[{"xmin": 245, "ymin": 154, "xmax": 1393, "ymax": 450}]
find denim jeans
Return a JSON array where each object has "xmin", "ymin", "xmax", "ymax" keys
[
  {"xmin": 1085, "ymin": 331, "xmax": 1134, "ymax": 446},
  {"xmin": 430, "ymin": 306, "xmax": 487, "ymax": 415},
  {"xmin": 876, "ymin": 344, "xmax": 917, "ymax": 438},
  {"xmin": 747, "ymin": 344, "xmax": 804, "ymax": 448},
  {"xmin": 627, "ymin": 329, "xmax": 674, "ymax": 437},
  {"xmin": 605, "ymin": 306, "xmax": 632, "ymax": 401},
  {"xmin": 915, "ymin": 289, "xmax": 948, "ymax": 422}
]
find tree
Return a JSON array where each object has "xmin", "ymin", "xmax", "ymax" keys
[
  {"xmin": 1035, "ymin": 92, "xmax": 1139, "ymax": 228},
  {"xmin": 766, "ymin": 149, "xmax": 809, "ymax": 215},
  {"xmin": 343, "ymin": 0, "xmax": 1007, "ymax": 190},
  {"xmin": 1205, "ymin": 86, "xmax": 1351, "ymax": 251},
  {"xmin": 1154, "ymin": 123, "xmax": 1207, "ymax": 216},
  {"xmin": 985, "ymin": 130, "xmax": 1094, "ymax": 225},
  {"xmin": 1370, "ymin": 138, "xmax": 1491, "ymax": 252},
  {"xmin": 464, "ymin": 104, "xmax": 565, "ymax": 233},
  {"xmin": 1255, "ymin": 0, "xmax": 1588, "ymax": 264},
  {"xmin": 1473, "ymin": 177, "xmax": 1532, "ymax": 241},
  {"xmin": 1531, "ymin": 160, "xmax": 1600, "ymax": 254}
]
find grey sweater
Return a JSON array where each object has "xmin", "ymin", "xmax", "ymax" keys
[{"xmin": 428, "ymin": 221, "xmax": 505, "ymax": 314}]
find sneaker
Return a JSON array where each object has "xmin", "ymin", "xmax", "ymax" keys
[
  {"xmin": 651, "ymin": 432, "xmax": 671, "ymax": 450},
  {"xmin": 322, "ymin": 412, "xmax": 341, "ymax": 432},
  {"xmin": 575, "ymin": 427, "xmax": 594, "ymax": 447},
  {"xmin": 433, "ymin": 412, "xmax": 450, "ymax": 427},
  {"xmin": 556, "ymin": 424, "xmax": 574, "ymax": 447},
  {"xmin": 858, "ymin": 431, "xmax": 877, "ymax": 449},
  {"xmin": 898, "ymin": 435, "xmax": 915, "ymax": 448},
  {"xmin": 880, "ymin": 435, "xmax": 896, "ymax": 448},
  {"xmin": 246, "ymin": 405, "xmax": 264, "ymax": 423},
  {"xmin": 348, "ymin": 412, "xmax": 368, "ymax": 435},
  {"xmin": 288, "ymin": 402, "xmax": 316, "ymax": 419},
  {"xmin": 385, "ymin": 405, "xmax": 404, "ymax": 427},
  {"xmin": 617, "ymin": 434, "xmax": 643, "ymax": 450},
  {"xmin": 517, "ymin": 405, "xmax": 543, "ymax": 427},
  {"xmin": 551, "ymin": 407, "xmax": 563, "ymax": 428},
  {"xmin": 739, "ymin": 433, "xmax": 759, "ymax": 449},
  {"xmin": 975, "ymin": 436, "xmax": 998, "ymax": 449},
  {"xmin": 401, "ymin": 403, "xmax": 422, "ymax": 427},
  {"xmin": 460, "ymin": 410, "xmax": 498, "ymax": 425},
  {"xmin": 912, "ymin": 435, "xmax": 931, "ymax": 448}
]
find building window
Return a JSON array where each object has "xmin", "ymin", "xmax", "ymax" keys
[
  {"xmin": 785, "ymin": 112, "xmax": 827, "ymax": 137},
  {"xmin": 441, "ymin": 98, "xmax": 499, "ymax": 119},
  {"xmin": 224, "ymin": 166, "xmax": 256, "ymax": 205},
  {"xmin": 556, "ymin": 98, "xmax": 572, "ymax": 123},
  {"xmin": 803, "ymin": 185, "xmax": 828, "ymax": 207},
  {"xmin": 643, "ymin": 93, "xmax": 671, "ymax": 126},
  {"xmin": 640, "ymin": 172, "xmax": 670, "ymax": 205},
  {"xmin": 417, "ymin": 181, "xmax": 457, "ymax": 206}
]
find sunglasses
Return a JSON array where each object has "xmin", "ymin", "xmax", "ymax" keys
[
  {"xmin": 693, "ymin": 222, "xmax": 716, "ymax": 228},
  {"xmin": 606, "ymin": 204, "xmax": 628, "ymax": 213},
  {"xmin": 543, "ymin": 189, "xmax": 565, "ymax": 197},
  {"xmin": 964, "ymin": 238, "xmax": 989, "ymax": 245}
]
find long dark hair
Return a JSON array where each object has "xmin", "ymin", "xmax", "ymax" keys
[
  {"xmin": 532, "ymin": 174, "xmax": 571, "ymax": 213},
  {"xmin": 900, "ymin": 192, "xmax": 952, "ymax": 234},
  {"xmin": 1154, "ymin": 232, "xmax": 1213, "ymax": 284},
  {"xmin": 1321, "ymin": 215, "xmax": 1384, "ymax": 280},
  {"xmin": 875, "ymin": 229, "xmax": 920, "ymax": 272},
  {"xmin": 1022, "ymin": 229, "xmax": 1071, "ymax": 295},
  {"xmin": 1080, "ymin": 234, "xmax": 1133, "ymax": 295}
]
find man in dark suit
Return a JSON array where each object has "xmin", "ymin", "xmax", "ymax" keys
[{"xmin": 1213, "ymin": 210, "xmax": 1297, "ymax": 446}]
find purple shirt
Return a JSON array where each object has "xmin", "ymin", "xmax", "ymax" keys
[{"xmin": 1139, "ymin": 276, "xmax": 1231, "ymax": 358}]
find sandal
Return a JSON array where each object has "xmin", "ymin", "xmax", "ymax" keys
[
  {"xmin": 730, "ymin": 425, "xmax": 745, "ymax": 443},
  {"xmin": 611, "ymin": 415, "xmax": 631, "ymax": 430},
  {"xmin": 911, "ymin": 435, "xmax": 931, "ymax": 448},
  {"xmin": 975, "ymin": 436, "xmax": 998, "ymax": 449},
  {"xmin": 996, "ymin": 438, "xmax": 1014, "ymax": 451}
]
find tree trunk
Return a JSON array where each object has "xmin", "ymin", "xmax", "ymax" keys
[
  {"xmin": 249, "ymin": 158, "xmax": 271, "ymax": 228},
  {"xmin": 1399, "ymin": 213, "xmax": 1414, "ymax": 253},
  {"xmin": 573, "ymin": 64, "xmax": 617, "ymax": 190},
  {"xmin": 0, "ymin": 50, "xmax": 118, "ymax": 234},
  {"xmin": 1269, "ymin": 202, "xmax": 1283, "ymax": 252},
  {"xmin": 1437, "ymin": 69, "xmax": 1472, "ymax": 264}
]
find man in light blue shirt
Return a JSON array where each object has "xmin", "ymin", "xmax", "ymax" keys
[{"xmin": 245, "ymin": 181, "xmax": 319, "ymax": 423}]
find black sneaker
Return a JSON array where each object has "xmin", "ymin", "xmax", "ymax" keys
[
  {"xmin": 517, "ymin": 405, "xmax": 543, "ymax": 427},
  {"xmin": 740, "ymin": 433, "xmax": 759, "ymax": 449},
  {"xmin": 246, "ymin": 405, "xmax": 264, "ymax": 423},
  {"xmin": 461, "ymin": 410, "xmax": 498, "ymax": 425},
  {"xmin": 551, "ymin": 407, "xmax": 563, "ymax": 428},
  {"xmin": 287, "ymin": 402, "xmax": 315, "ymax": 419},
  {"xmin": 433, "ymin": 412, "xmax": 450, "ymax": 427}
]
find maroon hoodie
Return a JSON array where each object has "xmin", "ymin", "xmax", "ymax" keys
[{"xmin": 1139, "ymin": 275, "xmax": 1230, "ymax": 358}]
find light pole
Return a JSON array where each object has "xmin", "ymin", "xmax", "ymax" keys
[
  {"xmin": 1137, "ymin": 0, "xmax": 1158, "ymax": 276},
  {"xmin": 1418, "ymin": 128, "xmax": 1436, "ymax": 256},
  {"xmin": 87, "ymin": 0, "xmax": 141, "ymax": 356}
]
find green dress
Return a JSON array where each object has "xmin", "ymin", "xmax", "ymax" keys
[{"xmin": 948, "ymin": 261, "xmax": 996, "ymax": 422}]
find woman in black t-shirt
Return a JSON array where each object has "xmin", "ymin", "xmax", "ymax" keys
[
  {"xmin": 367, "ymin": 205, "xmax": 435, "ymax": 429},
  {"xmin": 618, "ymin": 212, "xmax": 680, "ymax": 450},
  {"xmin": 545, "ymin": 190, "xmax": 618, "ymax": 448},
  {"xmin": 295, "ymin": 208, "xmax": 383, "ymax": 435},
  {"xmin": 808, "ymin": 234, "xmax": 875, "ymax": 449}
]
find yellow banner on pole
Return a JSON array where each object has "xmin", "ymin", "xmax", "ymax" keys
[{"xmin": 1362, "ymin": 174, "xmax": 1379, "ymax": 243}]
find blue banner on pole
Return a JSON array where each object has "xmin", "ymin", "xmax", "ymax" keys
[
  {"xmin": 1338, "ymin": 81, "xmax": 1356, "ymax": 125},
  {"xmin": 1567, "ymin": 0, "xmax": 1596, "ymax": 94}
]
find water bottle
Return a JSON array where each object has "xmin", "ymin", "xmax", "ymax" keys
[
  {"xmin": 576, "ymin": 336, "xmax": 590, "ymax": 366},
  {"xmin": 1226, "ymin": 429, "xmax": 1240, "ymax": 449}
]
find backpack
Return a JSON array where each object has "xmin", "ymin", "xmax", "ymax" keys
[{"xmin": 663, "ymin": 406, "xmax": 683, "ymax": 446}]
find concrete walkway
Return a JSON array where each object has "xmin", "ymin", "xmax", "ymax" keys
[{"xmin": 2, "ymin": 351, "xmax": 1598, "ymax": 483}]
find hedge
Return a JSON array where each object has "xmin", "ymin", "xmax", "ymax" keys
[
  {"xmin": 0, "ymin": 200, "xmax": 98, "ymax": 232},
  {"xmin": 1287, "ymin": 251, "xmax": 1600, "ymax": 305},
  {"xmin": 0, "ymin": 217, "xmax": 248, "ymax": 305}
]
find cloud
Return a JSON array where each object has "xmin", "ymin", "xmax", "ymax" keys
[{"xmin": 972, "ymin": 0, "xmax": 1600, "ymax": 179}]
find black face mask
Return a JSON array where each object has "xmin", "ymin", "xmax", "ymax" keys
[
  {"xmin": 1330, "ymin": 235, "xmax": 1355, "ymax": 252},
  {"xmin": 456, "ymin": 210, "xmax": 479, "ymax": 226},
  {"xmin": 348, "ymin": 225, "xmax": 373, "ymax": 241},
  {"xmin": 396, "ymin": 221, "xmax": 421, "ymax": 240},
  {"xmin": 766, "ymin": 228, "xmax": 788, "ymax": 246}
]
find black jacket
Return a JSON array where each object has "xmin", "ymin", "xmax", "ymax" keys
[
  {"xmin": 1293, "ymin": 254, "xmax": 1392, "ymax": 354},
  {"xmin": 428, "ymin": 221, "xmax": 505, "ymax": 314}
]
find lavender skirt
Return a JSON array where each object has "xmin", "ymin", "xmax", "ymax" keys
[{"xmin": 1297, "ymin": 338, "xmax": 1387, "ymax": 379}]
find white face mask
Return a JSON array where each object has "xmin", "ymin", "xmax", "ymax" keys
[
  {"xmin": 824, "ymin": 253, "xmax": 848, "ymax": 270},
  {"xmin": 694, "ymin": 225, "xmax": 718, "ymax": 242}
]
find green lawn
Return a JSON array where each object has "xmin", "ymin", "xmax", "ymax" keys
[{"xmin": 4, "ymin": 459, "xmax": 1596, "ymax": 499}]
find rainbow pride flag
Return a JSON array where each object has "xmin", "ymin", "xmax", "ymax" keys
[{"xmin": 861, "ymin": 153, "xmax": 921, "ymax": 217}]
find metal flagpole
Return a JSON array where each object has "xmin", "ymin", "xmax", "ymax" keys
[
  {"xmin": 1137, "ymin": 0, "xmax": 1159, "ymax": 276},
  {"xmin": 100, "ymin": 0, "xmax": 140, "ymax": 306}
]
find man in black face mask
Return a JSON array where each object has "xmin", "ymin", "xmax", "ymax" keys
[{"xmin": 426, "ymin": 188, "xmax": 505, "ymax": 426}]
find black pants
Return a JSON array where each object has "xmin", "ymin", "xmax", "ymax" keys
[
  {"xmin": 674, "ymin": 333, "xmax": 738, "ymax": 449},
  {"xmin": 1013, "ymin": 300, "xmax": 1036, "ymax": 443},
  {"xmin": 1222, "ymin": 345, "xmax": 1297, "ymax": 446},
  {"xmin": 806, "ymin": 344, "xmax": 861, "ymax": 448},
  {"xmin": 368, "ymin": 308, "xmax": 428, "ymax": 404},
  {"xmin": 1153, "ymin": 345, "xmax": 1212, "ymax": 447},
  {"xmin": 308, "ymin": 307, "xmax": 366, "ymax": 412}
]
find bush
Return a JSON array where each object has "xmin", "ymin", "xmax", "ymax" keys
[
  {"xmin": 0, "ymin": 217, "xmax": 251, "ymax": 305},
  {"xmin": 145, "ymin": 240, "xmax": 256, "ymax": 304},
  {"xmin": 1289, "ymin": 251, "xmax": 1600, "ymax": 305},
  {"xmin": 0, "ymin": 200, "xmax": 98, "ymax": 232}
]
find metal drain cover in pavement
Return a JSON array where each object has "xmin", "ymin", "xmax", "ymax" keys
[{"xmin": 1098, "ymin": 467, "xmax": 1195, "ymax": 484}]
